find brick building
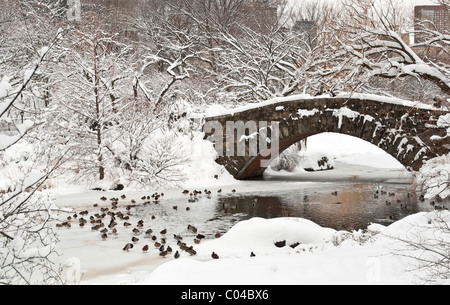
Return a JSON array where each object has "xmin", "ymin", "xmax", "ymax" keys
[{"xmin": 414, "ymin": 5, "xmax": 449, "ymax": 43}]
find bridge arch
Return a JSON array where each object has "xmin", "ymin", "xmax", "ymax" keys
[{"xmin": 203, "ymin": 95, "xmax": 450, "ymax": 180}]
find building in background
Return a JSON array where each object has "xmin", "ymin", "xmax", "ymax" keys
[{"xmin": 414, "ymin": 5, "xmax": 449, "ymax": 43}]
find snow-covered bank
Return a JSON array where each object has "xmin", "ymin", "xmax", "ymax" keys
[
  {"xmin": 59, "ymin": 208, "xmax": 449, "ymax": 285},
  {"xmin": 142, "ymin": 211, "xmax": 450, "ymax": 285}
]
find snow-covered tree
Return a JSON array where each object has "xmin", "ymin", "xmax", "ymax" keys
[
  {"xmin": 0, "ymin": 0, "xmax": 65, "ymax": 284},
  {"xmin": 315, "ymin": 0, "xmax": 450, "ymax": 101},
  {"xmin": 50, "ymin": 18, "xmax": 135, "ymax": 184},
  {"xmin": 216, "ymin": 25, "xmax": 310, "ymax": 103}
]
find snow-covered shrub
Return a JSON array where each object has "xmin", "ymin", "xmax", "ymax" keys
[
  {"xmin": 416, "ymin": 153, "xmax": 450, "ymax": 200},
  {"xmin": 0, "ymin": 190, "xmax": 61, "ymax": 284},
  {"xmin": 129, "ymin": 129, "xmax": 190, "ymax": 188},
  {"xmin": 270, "ymin": 145, "xmax": 335, "ymax": 172},
  {"xmin": 300, "ymin": 152, "xmax": 335, "ymax": 172},
  {"xmin": 270, "ymin": 146, "xmax": 304, "ymax": 172},
  {"xmin": 373, "ymin": 211, "xmax": 450, "ymax": 285}
]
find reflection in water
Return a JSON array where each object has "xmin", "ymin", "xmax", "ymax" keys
[
  {"xmin": 215, "ymin": 183, "xmax": 443, "ymax": 231},
  {"xmin": 131, "ymin": 182, "xmax": 448, "ymax": 237}
]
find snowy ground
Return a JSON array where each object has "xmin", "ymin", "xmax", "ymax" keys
[{"xmin": 48, "ymin": 133, "xmax": 449, "ymax": 285}]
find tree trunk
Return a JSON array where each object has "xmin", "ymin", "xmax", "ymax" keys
[{"xmin": 94, "ymin": 41, "xmax": 105, "ymax": 180}]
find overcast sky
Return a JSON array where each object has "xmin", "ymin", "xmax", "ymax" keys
[{"xmin": 288, "ymin": 0, "xmax": 441, "ymax": 7}]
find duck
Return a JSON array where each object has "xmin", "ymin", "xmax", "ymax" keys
[
  {"xmin": 214, "ymin": 232, "xmax": 222, "ymax": 238},
  {"xmin": 196, "ymin": 233, "xmax": 205, "ymax": 239},
  {"xmin": 217, "ymin": 189, "xmax": 222, "ymax": 194},
  {"xmin": 121, "ymin": 194, "xmax": 126, "ymax": 200},
  {"xmin": 174, "ymin": 234, "xmax": 183, "ymax": 241},
  {"xmin": 231, "ymin": 189, "xmax": 236, "ymax": 193},
  {"xmin": 132, "ymin": 236, "xmax": 139, "ymax": 243},
  {"xmin": 174, "ymin": 250, "xmax": 180, "ymax": 259},
  {"xmin": 211, "ymin": 252, "xmax": 219, "ymax": 259},
  {"xmin": 159, "ymin": 245, "xmax": 165, "ymax": 252},
  {"xmin": 142, "ymin": 245, "xmax": 149, "ymax": 253},
  {"xmin": 124, "ymin": 222, "xmax": 132, "ymax": 227},
  {"xmin": 187, "ymin": 247, "xmax": 197, "ymax": 256},
  {"xmin": 250, "ymin": 252, "xmax": 256, "ymax": 257},
  {"xmin": 194, "ymin": 239, "xmax": 200, "ymax": 244},
  {"xmin": 159, "ymin": 250, "xmax": 168, "ymax": 257},
  {"xmin": 167, "ymin": 246, "xmax": 173, "ymax": 254},
  {"xmin": 145, "ymin": 229, "xmax": 153, "ymax": 236},
  {"xmin": 173, "ymin": 205, "xmax": 178, "ymax": 210},
  {"xmin": 187, "ymin": 225, "xmax": 197, "ymax": 233},
  {"xmin": 154, "ymin": 242, "xmax": 161, "ymax": 248},
  {"xmin": 160, "ymin": 229, "xmax": 167, "ymax": 235},
  {"xmin": 100, "ymin": 196, "xmax": 107, "ymax": 201},
  {"xmin": 123, "ymin": 243, "xmax": 133, "ymax": 252},
  {"xmin": 331, "ymin": 191, "xmax": 338, "ymax": 196},
  {"xmin": 132, "ymin": 228, "xmax": 140, "ymax": 235},
  {"xmin": 101, "ymin": 233, "xmax": 108, "ymax": 240}
]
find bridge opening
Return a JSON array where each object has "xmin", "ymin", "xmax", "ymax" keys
[
  {"xmin": 304, "ymin": 133, "xmax": 405, "ymax": 170},
  {"xmin": 247, "ymin": 132, "xmax": 406, "ymax": 179}
]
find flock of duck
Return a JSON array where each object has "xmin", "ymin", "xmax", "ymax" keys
[
  {"xmin": 55, "ymin": 186, "xmax": 448, "ymax": 262},
  {"xmin": 56, "ymin": 189, "xmax": 239, "ymax": 261}
]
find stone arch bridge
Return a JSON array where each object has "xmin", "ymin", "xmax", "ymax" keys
[{"xmin": 202, "ymin": 95, "xmax": 450, "ymax": 180}]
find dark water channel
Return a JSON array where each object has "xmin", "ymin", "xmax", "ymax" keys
[
  {"xmin": 132, "ymin": 169, "xmax": 448, "ymax": 238},
  {"xmin": 215, "ymin": 182, "xmax": 425, "ymax": 231}
]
